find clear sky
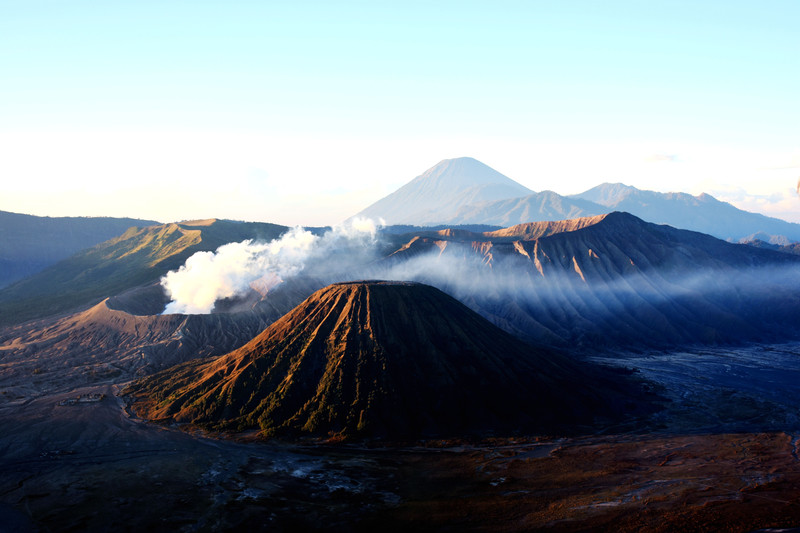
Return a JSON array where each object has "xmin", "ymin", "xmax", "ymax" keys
[{"xmin": 2, "ymin": 1, "xmax": 799, "ymax": 225}]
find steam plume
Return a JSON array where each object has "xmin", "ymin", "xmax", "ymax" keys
[
  {"xmin": 162, "ymin": 215, "xmax": 800, "ymax": 349},
  {"xmin": 161, "ymin": 217, "xmax": 380, "ymax": 314}
]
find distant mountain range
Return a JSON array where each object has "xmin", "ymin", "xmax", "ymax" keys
[
  {"xmin": 0, "ymin": 210, "xmax": 159, "ymax": 288},
  {"xmin": 355, "ymin": 157, "xmax": 800, "ymax": 243},
  {"xmin": 571, "ymin": 183, "xmax": 800, "ymax": 244}
]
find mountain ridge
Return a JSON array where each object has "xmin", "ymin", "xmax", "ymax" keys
[
  {"xmin": 446, "ymin": 190, "xmax": 605, "ymax": 227},
  {"xmin": 377, "ymin": 211, "xmax": 800, "ymax": 349},
  {"xmin": 571, "ymin": 183, "xmax": 800, "ymax": 242}
]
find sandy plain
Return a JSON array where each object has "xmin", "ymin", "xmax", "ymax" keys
[{"xmin": 2, "ymin": 347, "xmax": 800, "ymax": 532}]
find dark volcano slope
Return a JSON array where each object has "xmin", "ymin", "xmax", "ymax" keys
[{"xmin": 128, "ymin": 281, "xmax": 646, "ymax": 440}]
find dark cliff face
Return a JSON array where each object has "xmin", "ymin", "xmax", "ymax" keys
[
  {"xmin": 128, "ymin": 281, "xmax": 646, "ymax": 440},
  {"xmin": 377, "ymin": 212, "xmax": 800, "ymax": 349}
]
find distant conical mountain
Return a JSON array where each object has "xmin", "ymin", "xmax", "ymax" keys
[
  {"xmin": 353, "ymin": 157, "xmax": 533, "ymax": 225},
  {"xmin": 128, "ymin": 281, "xmax": 639, "ymax": 439}
]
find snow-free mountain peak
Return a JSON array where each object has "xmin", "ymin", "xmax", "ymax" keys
[
  {"xmin": 352, "ymin": 157, "xmax": 532, "ymax": 225},
  {"xmin": 409, "ymin": 156, "xmax": 520, "ymax": 189},
  {"xmin": 571, "ymin": 182, "xmax": 638, "ymax": 206},
  {"xmin": 573, "ymin": 182, "xmax": 710, "ymax": 208}
]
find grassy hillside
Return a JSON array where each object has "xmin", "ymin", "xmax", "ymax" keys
[
  {"xmin": 0, "ymin": 219, "xmax": 287, "ymax": 326},
  {"xmin": 0, "ymin": 210, "xmax": 159, "ymax": 287}
]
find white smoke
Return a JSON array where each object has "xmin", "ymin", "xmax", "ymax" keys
[
  {"xmin": 162, "ymin": 215, "xmax": 800, "ymax": 351},
  {"xmin": 161, "ymin": 217, "xmax": 381, "ymax": 314}
]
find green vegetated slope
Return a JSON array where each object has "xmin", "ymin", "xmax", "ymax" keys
[
  {"xmin": 0, "ymin": 210, "xmax": 159, "ymax": 287},
  {"xmin": 0, "ymin": 219, "xmax": 287, "ymax": 326}
]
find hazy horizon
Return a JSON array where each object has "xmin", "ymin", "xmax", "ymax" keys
[{"xmin": 2, "ymin": 1, "xmax": 798, "ymax": 225}]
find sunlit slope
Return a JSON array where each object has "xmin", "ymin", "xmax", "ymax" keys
[
  {"xmin": 379, "ymin": 212, "xmax": 800, "ymax": 348},
  {"xmin": 0, "ymin": 219, "xmax": 287, "ymax": 326},
  {"xmin": 0, "ymin": 210, "xmax": 158, "ymax": 287},
  {"xmin": 128, "ymin": 282, "xmax": 644, "ymax": 439},
  {"xmin": 0, "ymin": 298, "xmax": 271, "ymax": 389}
]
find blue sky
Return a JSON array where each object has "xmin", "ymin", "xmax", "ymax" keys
[{"xmin": 2, "ymin": 1, "xmax": 798, "ymax": 224}]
